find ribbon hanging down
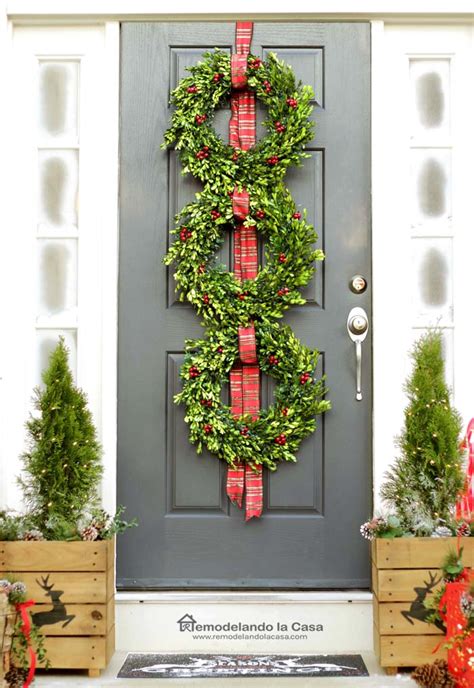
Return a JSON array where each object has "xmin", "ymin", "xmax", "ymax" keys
[
  {"xmin": 226, "ymin": 21, "xmax": 263, "ymax": 521},
  {"xmin": 15, "ymin": 600, "xmax": 37, "ymax": 688},
  {"xmin": 456, "ymin": 418, "xmax": 474, "ymax": 523}
]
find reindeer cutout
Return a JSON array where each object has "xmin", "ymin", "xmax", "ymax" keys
[
  {"xmin": 31, "ymin": 575, "xmax": 75, "ymax": 628},
  {"xmin": 401, "ymin": 571, "xmax": 444, "ymax": 630}
]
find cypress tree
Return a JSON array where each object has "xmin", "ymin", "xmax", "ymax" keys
[
  {"xmin": 20, "ymin": 338, "xmax": 102, "ymax": 532},
  {"xmin": 381, "ymin": 331, "xmax": 464, "ymax": 534}
]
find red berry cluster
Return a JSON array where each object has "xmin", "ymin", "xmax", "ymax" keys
[
  {"xmin": 263, "ymin": 80, "xmax": 272, "ymax": 93},
  {"xmin": 281, "ymin": 407, "xmax": 289, "ymax": 416},
  {"xmin": 202, "ymin": 294, "xmax": 210, "ymax": 305},
  {"xmin": 278, "ymin": 253, "xmax": 287, "ymax": 264},
  {"xmin": 180, "ymin": 227, "xmax": 192, "ymax": 242},
  {"xmin": 277, "ymin": 286, "xmax": 289, "ymax": 296},
  {"xmin": 232, "ymin": 150, "xmax": 240, "ymax": 161},
  {"xmin": 248, "ymin": 57, "xmax": 262, "ymax": 69},
  {"xmin": 275, "ymin": 433, "xmax": 287, "ymax": 446},
  {"xmin": 217, "ymin": 346, "xmax": 224, "ymax": 354},
  {"xmin": 255, "ymin": 209, "xmax": 266, "ymax": 220},
  {"xmin": 286, "ymin": 97, "xmax": 298, "ymax": 108},
  {"xmin": 200, "ymin": 398, "xmax": 213, "ymax": 408},
  {"xmin": 187, "ymin": 85, "xmax": 198, "ymax": 94},
  {"xmin": 189, "ymin": 365, "xmax": 200, "ymax": 379},
  {"xmin": 238, "ymin": 291, "xmax": 248, "ymax": 301},
  {"xmin": 292, "ymin": 212, "xmax": 301, "ymax": 220},
  {"xmin": 240, "ymin": 426, "xmax": 249, "ymax": 436},
  {"xmin": 267, "ymin": 155, "xmax": 279, "ymax": 166},
  {"xmin": 204, "ymin": 424, "xmax": 213, "ymax": 434},
  {"xmin": 195, "ymin": 114, "xmax": 207, "ymax": 125},
  {"xmin": 196, "ymin": 146, "xmax": 210, "ymax": 160},
  {"xmin": 274, "ymin": 121, "xmax": 286, "ymax": 133},
  {"xmin": 211, "ymin": 209, "xmax": 221, "ymax": 220},
  {"xmin": 300, "ymin": 372, "xmax": 311, "ymax": 385},
  {"xmin": 268, "ymin": 355, "xmax": 279, "ymax": 366},
  {"xmin": 213, "ymin": 73, "xmax": 222, "ymax": 82},
  {"xmin": 198, "ymin": 263, "xmax": 206, "ymax": 274}
]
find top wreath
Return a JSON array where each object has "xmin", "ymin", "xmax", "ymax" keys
[{"xmin": 163, "ymin": 49, "xmax": 315, "ymax": 189}]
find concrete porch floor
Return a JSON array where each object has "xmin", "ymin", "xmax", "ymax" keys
[{"xmin": 34, "ymin": 653, "xmax": 417, "ymax": 687}]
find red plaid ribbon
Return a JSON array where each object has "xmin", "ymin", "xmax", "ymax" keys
[
  {"xmin": 456, "ymin": 418, "xmax": 474, "ymax": 522},
  {"xmin": 226, "ymin": 21, "xmax": 263, "ymax": 521}
]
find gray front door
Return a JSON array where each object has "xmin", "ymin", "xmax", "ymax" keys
[{"xmin": 118, "ymin": 22, "xmax": 371, "ymax": 589}]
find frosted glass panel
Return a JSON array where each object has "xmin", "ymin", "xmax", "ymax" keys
[
  {"xmin": 410, "ymin": 59, "xmax": 450, "ymax": 138},
  {"xmin": 36, "ymin": 330, "xmax": 77, "ymax": 385},
  {"xmin": 410, "ymin": 149, "xmax": 451, "ymax": 229},
  {"xmin": 38, "ymin": 61, "xmax": 79, "ymax": 141},
  {"xmin": 37, "ymin": 239, "xmax": 78, "ymax": 316},
  {"xmin": 38, "ymin": 150, "xmax": 79, "ymax": 230},
  {"xmin": 411, "ymin": 237, "xmax": 453, "ymax": 324}
]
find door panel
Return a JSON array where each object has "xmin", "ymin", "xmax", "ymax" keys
[{"xmin": 118, "ymin": 22, "xmax": 371, "ymax": 588}]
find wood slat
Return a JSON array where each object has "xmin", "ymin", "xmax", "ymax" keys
[
  {"xmin": 374, "ymin": 599, "xmax": 442, "ymax": 636},
  {"xmin": 372, "ymin": 538, "xmax": 474, "ymax": 569},
  {"xmin": 379, "ymin": 634, "xmax": 447, "ymax": 668},
  {"xmin": 376, "ymin": 568, "xmax": 443, "ymax": 602},
  {"xmin": 41, "ymin": 635, "xmax": 109, "ymax": 669},
  {"xmin": 31, "ymin": 604, "xmax": 107, "ymax": 636},
  {"xmin": 8, "ymin": 572, "xmax": 108, "ymax": 604},
  {"xmin": 106, "ymin": 625, "xmax": 115, "ymax": 664},
  {"xmin": 0, "ymin": 541, "xmax": 109, "ymax": 572}
]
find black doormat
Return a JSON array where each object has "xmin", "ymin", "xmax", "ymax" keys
[{"xmin": 118, "ymin": 653, "xmax": 369, "ymax": 679}]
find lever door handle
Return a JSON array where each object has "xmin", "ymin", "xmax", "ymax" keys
[{"xmin": 347, "ymin": 307, "xmax": 369, "ymax": 402}]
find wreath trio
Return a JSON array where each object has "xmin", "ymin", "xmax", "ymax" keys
[{"xmin": 163, "ymin": 49, "xmax": 330, "ymax": 472}]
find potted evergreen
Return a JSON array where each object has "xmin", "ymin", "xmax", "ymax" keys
[
  {"xmin": 362, "ymin": 331, "xmax": 474, "ymax": 673},
  {"xmin": 0, "ymin": 339, "xmax": 136, "ymax": 677}
]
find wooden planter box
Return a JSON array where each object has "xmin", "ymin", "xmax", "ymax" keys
[
  {"xmin": 0, "ymin": 539, "xmax": 115, "ymax": 678},
  {"xmin": 372, "ymin": 537, "xmax": 474, "ymax": 675}
]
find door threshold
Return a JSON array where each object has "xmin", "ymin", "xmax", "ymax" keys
[{"xmin": 116, "ymin": 590, "xmax": 372, "ymax": 603}]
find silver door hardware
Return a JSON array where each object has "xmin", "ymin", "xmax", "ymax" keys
[
  {"xmin": 347, "ymin": 307, "xmax": 369, "ymax": 402},
  {"xmin": 349, "ymin": 274, "xmax": 367, "ymax": 294}
]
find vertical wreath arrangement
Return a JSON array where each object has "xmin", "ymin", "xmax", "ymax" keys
[{"xmin": 163, "ymin": 23, "xmax": 330, "ymax": 519}]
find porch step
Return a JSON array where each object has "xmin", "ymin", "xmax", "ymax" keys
[{"xmin": 115, "ymin": 591, "xmax": 373, "ymax": 654}]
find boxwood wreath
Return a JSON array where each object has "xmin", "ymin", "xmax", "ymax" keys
[{"xmin": 163, "ymin": 49, "xmax": 330, "ymax": 472}]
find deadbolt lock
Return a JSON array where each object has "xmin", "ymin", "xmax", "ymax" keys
[{"xmin": 349, "ymin": 275, "xmax": 367, "ymax": 294}]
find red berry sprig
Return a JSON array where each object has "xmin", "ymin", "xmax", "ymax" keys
[
  {"xmin": 248, "ymin": 57, "xmax": 262, "ymax": 69},
  {"xmin": 238, "ymin": 291, "xmax": 248, "ymax": 301},
  {"xmin": 196, "ymin": 146, "xmax": 210, "ymax": 160},
  {"xmin": 292, "ymin": 211, "xmax": 301, "ymax": 220},
  {"xmin": 268, "ymin": 355, "xmax": 279, "ymax": 366},
  {"xmin": 180, "ymin": 227, "xmax": 192, "ymax": 242},
  {"xmin": 278, "ymin": 253, "xmax": 287, "ymax": 264},
  {"xmin": 300, "ymin": 372, "xmax": 311, "ymax": 385},
  {"xmin": 198, "ymin": 263, "xmax": 205, "ymax": 274},
  {"xmin": 195, "ymin": 114, "xmax": 207, "ymax": 125},
  {"xmin": 286, "ymin": 97, "xmax": 298, "ymax": 109},
  {"xmin": 189, "ymin": 365, "xmax": 200, "ymax": 379},
  {"xmin": 255, "ymin": 209, "xmax": 266, "ymax": 220},
  {"xmin": 232, "ymin": 150, "xmax": 240, "ymax": 161},
  {"xmin": 200, "ymin": 398, "xmax": 213, "ymax": 408},
  {"xmin": 267, "ymin": 155, "xmax": 279, "ymax": 166},
  {"xmin": 211, "ymin": 209, "xmax": 221, "ymax": 220},
  {"xmin": 187, "ymin": 85, "xmax": 198, "ymax": 94},
  {"xmin": 263, "ymin": 80, "xmax": 272, "ymax": 93},
  {"xmin": 281, "ymin": 407, "xmax": 289, "ymax": 416},
  {"xmin": 204, "ymin": 424, "xmax": 213, "ymax": 434},
  {"xmin": 275, "ymin": 121, "xmax": 286, "ymax": 134},
  {"xmin": 240, "ymin": 426, "xmax": 249, "ymax": 436},
  {"xmin": 217, "ymin": 346, "xmax": 224, "ymax": 354},
  {"xmin": 277, "ymin": 287, "xmax": 289, "ymax": 296},
  {"xmin": 202, "ymin": 294, "xmax": 210, "ymax": 305},
  {"xmin": 275, "ymin": 433, "xmax": 287, "ymax": 446},
  {"xmin": 213, "ymin": 73, "xmax": 222, "ymax": 82}
]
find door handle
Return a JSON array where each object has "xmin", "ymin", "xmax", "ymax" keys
[{"xmin": 347, "ymin": 307, "xmax": 369, "ymax": 402}]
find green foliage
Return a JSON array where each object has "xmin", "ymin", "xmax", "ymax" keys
[
  {"xmin": 381, "ymin": 331, "xmax": 464, "ymax": 533},
  {"xmin": 19, "ymin": 338, "xmax": 103, "ymax": 531},
  {"xmin": 163, "ymin": 51, "xmax": 330, "ymax": 469}
]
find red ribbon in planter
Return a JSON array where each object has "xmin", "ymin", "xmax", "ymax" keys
[
  {"xmin": 456, "ymin": 418, "xmax": 474, "ymax": 523},
  {"xmin": 15, "ymin": 600, "xmax": 37, "ymax": 688},
  {"xmin": 226, "ymin": 21, "xmax": 263, "ymax": 521}
]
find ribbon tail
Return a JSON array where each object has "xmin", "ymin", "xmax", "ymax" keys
[
  {"xmin": 245, "ymin": 464, "xmax": 263, "ymax": 521},
  {"xmin": 15, "ymin": 600, "xmax": 36, "ymax": 688},
  {"xmin": 227, "ymin": 463, "xmax": 245, "ymax": 508}
]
